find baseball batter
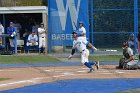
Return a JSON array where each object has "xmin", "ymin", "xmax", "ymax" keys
[
  {"xmin": 68, "ymin": 32, "xmax": 99, "ymax": 73},
  {"xmin": 38, "ymin": 23, "xmax": 46, "ymax": 53}
]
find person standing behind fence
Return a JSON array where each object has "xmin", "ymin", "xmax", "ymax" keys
[
  {"xmin": 128, "ymin": 33, "xmax": 134, "ymax": 49},
  {"xmin": 0, "ymin": 22, "xmax": 4, "ymax": 46},
  {"xmin": 137, "ymin": 26, "xmax": 140, "ymax": 60},
  {"xmin": 7, "ymin": 22, "xmax": 16, "ymax": 53},
  {"xmin": 38, "ymin": 23, "xmax": 46, "ymax": 54}
]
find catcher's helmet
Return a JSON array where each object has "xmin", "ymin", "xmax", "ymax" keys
[{"xmin": 122, "ymin": 41, "xmax": 129, "ymax": 47}]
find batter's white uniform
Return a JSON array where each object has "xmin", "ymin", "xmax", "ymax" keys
[
  {"xmin": 38, "ymin": 27, "xmax": 46, "ymax": 48},
  {"xmin": 78, "ymin": 26, "xmax": 87, "ymax": 43},
  {"xmin": 73, "ymin": 38, "xmax": 89, "ymax": 64}
]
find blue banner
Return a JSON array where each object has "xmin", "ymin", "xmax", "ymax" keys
[{"xmin": 48, "ymin": 0, "xmax": 89, "ymax": 46}]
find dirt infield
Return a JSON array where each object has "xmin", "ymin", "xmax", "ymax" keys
[{"xmin": 0, "ymin": 65, "xmax": 140, "ymax": 91}]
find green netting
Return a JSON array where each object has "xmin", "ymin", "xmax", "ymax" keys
[{"xmin": 93, "ymin": 0, "xmax": 133, "ymax": 9}]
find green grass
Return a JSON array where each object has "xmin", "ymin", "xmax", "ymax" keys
[
  {"xmin": 0, "ymin": 55, "xmax": 60, "ymax": 64},
  {"xmin": 89, "ymin": 55, "xmax": 122, "ymax": 62},
  {"xmin": 114, "ymin": 89, "xmax": 140, "ymax": 93},
  {"xmin": 0, "ymin": 78, "xmax": 11, "ymax": 81},
  {"xmin": 0, "ymin": 54, "xmax": 136, "ymax": 64}
]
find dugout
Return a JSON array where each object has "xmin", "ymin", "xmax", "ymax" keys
[{"xmin": 0, "ymin": 6, "xmax": 48, "ymax": 54}]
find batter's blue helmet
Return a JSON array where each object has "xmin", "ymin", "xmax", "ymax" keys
[{"xmin": 72, "ymin": 31, "xmax": 77, "ymax": 34}]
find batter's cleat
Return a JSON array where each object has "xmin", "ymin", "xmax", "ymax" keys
[
  {"xmin": 88, "ymin": 68, "xmax": 94, "ymax": 73},
  {"xmin": 95, "ymin": 61, "xmax": 99, "ymax": 70}
]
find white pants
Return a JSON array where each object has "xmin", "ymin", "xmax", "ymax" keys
[
  {"xmin": 127, "ymin": 59, "xmax": 138, "ymax": 65},
  {"xmin": 81, "ymin": 49, "xmax": 89, "ymax": 64},
  {"xmin": 39, "ymin": 37, "xmax": 46, "ymax": 48},
  {"xmin": 27, "ymin": 42, "xmax": 38, "ymax": 46},
  {"xmin": 9, "ymin": 39, "xmax": 15, "ymax": 47}
]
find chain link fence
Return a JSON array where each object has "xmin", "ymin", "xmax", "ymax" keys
[{"xmin": 89, "ymin": 0, "xmax": 139, "ymax": 53}]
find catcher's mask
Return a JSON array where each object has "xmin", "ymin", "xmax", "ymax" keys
[{"xmin": 122, "ymin": 41, "xmax": 129, "ymax": 48}]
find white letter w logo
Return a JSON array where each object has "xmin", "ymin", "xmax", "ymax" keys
[{"xmin": 56, "ymin": 0, "xmax": 81, "ymax": 31}]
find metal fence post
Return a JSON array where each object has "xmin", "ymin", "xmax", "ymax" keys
[
  {"xmin": 134, "ymin": 0, "xmax": 138, "ymax": 54},
  {"xmin": 14, "ymin": 36, "xmax": 17, "ymax": 54}
]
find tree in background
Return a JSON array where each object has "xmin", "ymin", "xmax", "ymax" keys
[{"xmin": 0, "ymin": 0, "xmax": 48, "ymax": 6}]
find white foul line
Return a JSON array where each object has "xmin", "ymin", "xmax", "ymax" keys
[
  {"xmin": 0, "ymin": 72, "xmax": 77, "ymax": 88},
  {"xmin": 0, "ymin": 80, "xmax": 34, "ymax": 87}
]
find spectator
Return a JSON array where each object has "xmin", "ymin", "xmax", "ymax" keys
[
  {"xmin": 7, "ymin": 22, "xmax": 16, "ymax": 53},
  {"xmin": 0, "ymin": 22, "xmax": 4, "ymax": 46},
  {"xmin": 128, "ymin": 33, "xmax": 134, "ymax": 48}
]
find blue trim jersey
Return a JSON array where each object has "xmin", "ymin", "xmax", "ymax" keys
[
  {"xmin": 7, "ymin": 27, "xmax": 16, "ymax": 35},
  {"xmin": 73, "ymin": 37, "xmax": 88, "ymax": 52}
]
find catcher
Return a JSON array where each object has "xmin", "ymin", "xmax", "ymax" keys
[{"xmin": 117, "ymin": 41, "xmax": 138, "ymax": 70}]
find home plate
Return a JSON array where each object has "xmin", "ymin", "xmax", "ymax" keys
[
  {"xmin": 63, "ymin": 72, "xmax": 75, "ymax": 75},
  {"xmin": 101, "ymin": 73, "xmax": 113, "ymax": 74},
  {"xmin": 82, "ymin": 68, "xmax": 89, "ymax": 70},
  {"xmin": 44, "ymin": 70, "xmax": 51, "ymax": 72},
  {"xmin": 115, "ymin": 71, "xmax": 125, "ymax": 74},
  {"xmin": 77, "ymin": 70, "xmax": 87, "ymax": 73}
]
